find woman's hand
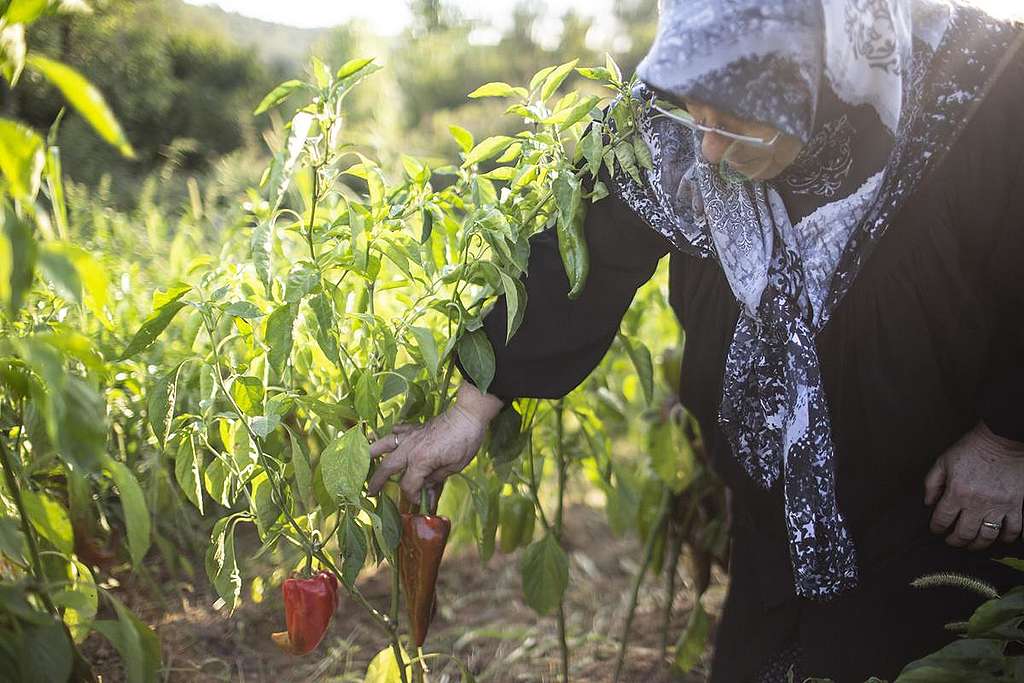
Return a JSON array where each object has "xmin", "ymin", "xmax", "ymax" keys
[
  {"xmin": 367, "ymin": 382, "xmax": 504, "ymax": 501},
  {"xmin": 925, "ymin": 421, "xmax": 1024, "ymax": 550}
]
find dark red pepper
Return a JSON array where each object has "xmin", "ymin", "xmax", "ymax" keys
[
  {"xmin": 272, "ymin": 571, "xmax": 339, "ymax": 656},
  {"xmin": 399, "ymin": 489, "xmax": 450, "ymax": 648}
]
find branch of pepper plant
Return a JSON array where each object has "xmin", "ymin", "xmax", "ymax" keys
[
  {"xmin": 435, "ymin": 233, "xmax": 479, "ymax": 414},
  {"xmin": 0, "ymin": 435, "xmax": 58, "ymax": 617},
  {"xmin": 306, "ymin": 163, "xmax": 322, "ymax": 262},
  {"xmin": 614, "ymin": 486, "xmax": 671, "ymax": 683},
  {"xmin": 522, "ymin": 435, "xmax": 553, "ymax": 532},
  {"xmin": 201, "ymin": 313, "xmax": 400, "ymax": 638},
  {"xmin": 554, "ymin": 399, "xmax": 570, "ymax": 683},
  {"xmin": 0, "ymin": 427, "xmax": 98, "ymax": 681},
  {"xmin": 390, "ymin": 557, "xmax": 412, "ymax": 683},
  {"xmin": 660, "ymin": 511, "xmax": 684, "ymax": 655}
]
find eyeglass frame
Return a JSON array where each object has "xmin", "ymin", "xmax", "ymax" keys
[{"xmin": 650, "ymin": 102, "xmax": 782, "ymax": 149}]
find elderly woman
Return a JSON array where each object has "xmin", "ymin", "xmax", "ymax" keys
[{"xmin": 370, "ymin": 1, "xmax": 1024, "ymax": 680}]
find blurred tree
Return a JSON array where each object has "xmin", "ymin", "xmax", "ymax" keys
[
  {"xmin": 6, "ymin": 0, "xmax": 661, "ymax": 206},
  {"xmin": 410, "ymin": 0, "xmax": 446, "ymax": 34},
  {"xmin": 18, "ymin": 0, "xmax": 277, "ymax": 205}
]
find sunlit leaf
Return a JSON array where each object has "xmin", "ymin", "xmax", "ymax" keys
[
  {"xmin": 253, "ymin": 79, "xmax": 307, "ymax": 116},
  {"xmin": 26, "ymin": 55, "xmax": 133, "ymax": 157},
  {"xmin": 0, "ymin": 117, "xmax": 44, "ymax": 201},
  {"xmin": 409, "ymin": 326, "xmax": 439, "ymax": 379},
  {"xmin": 267, "ymin": 111, "xmax": 313, "ymax": 210},
  {"xmin": 230, "ymin": 376, "xmax": 264, "ymax": 416},
  {"xmin": 468, "ymin": 82, "xmax": 527, "ymax": 99},
  {"xmin": 5, "ymin": 0, "xmax": 49, "ymax": 26},
  {"xmin": 22, "ymin": 490, "xmax": 72, "ymax": 554},
  {"xmin": 0, "ymin": 23, "xmax": 27, "ymax": 85},
  {"xmin": 205, "ymin": 515, "xmax": 243, "ymax": 612},
  {"xmin": 118, "ymin": 286, "xmax": 191, "ymax": 360},
  {"xmin": 336, "ymin": 57, "xmax": 375, "ymax": 80},
  {"xmin": 175, "ymin": 430, "xmax": 204, "ymax": 515},
  {"xmin": 540, "ymin": 58, "xmax": 579, "ymax": 102},
  {"xmin": 448, "ymin": 124, "xmax": 474, "ymax": 153},
  {"xmin": 265, "ymin": 303, "xmax": 297, "ymax": 375},
  {"xmin": 364, "ymin": 645, "xmax": 413, "ymax": 683},
  {"xmin": 457, "ymin": 329, "xmax": 495, "ymax": 394},
  {"xmin": 462, "ymin": 135, "xmax": 516, "ymax": 168},
  {"xmin": 320, "ymin": 428, "xmax": 371, "ymax": 505},
  {"xmin": 105, "ymin": 457, "xmax": 151, "ymax": 568}
]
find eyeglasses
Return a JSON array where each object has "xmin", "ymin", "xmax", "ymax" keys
[{"xmin": 651, "ymin": 103, "xmax": 781, "ymax": 149}]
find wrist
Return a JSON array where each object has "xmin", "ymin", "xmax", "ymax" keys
[
  {"xmin": 452, "ymin": 381, "xmax": 504, "ymax": 426},
  {"xmin": 977, "ymin": 420, "xmax": 1024, "ymax": 458}
]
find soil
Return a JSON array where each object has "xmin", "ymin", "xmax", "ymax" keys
[{"xmin": 83, "ymin": 504, "xmax": 728, "ymax": 683}]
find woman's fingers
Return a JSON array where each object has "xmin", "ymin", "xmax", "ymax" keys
[
  {"xmin": 923, "ymin": 459, "xmax": 947, "ymax": 506},
  {"xmin": 969, "ymin": 515, "xmax": 1006, "ymax": 550},
  {"xmin": 947, "ymin": 509, "xmax": 981, "ymax": 548},
  {"xmin": 369, "ymin": 437, "xmax": 396, "ymax": 458},
  {"xmin": 369, "ymin": 424, "xmax": 418, "ymax": 458},
  {"xmin": 929, "ymin": 494, "xmax": 961, "ymax": 535},
  {"xmin": 367, "ymin": 447, "xmax": 409, "ymax": 495},
  {"xmin": 1000, "ymin": 511, "xmax": 1023, "ymax": 544},
  {"xmin": 399, "ymin": 457, "xmax": 433, "ymax": 500}
]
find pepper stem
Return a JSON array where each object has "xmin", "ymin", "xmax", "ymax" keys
[{"xmin": 419, "ymin": 487, "xmax": 429, "ymax": 516}]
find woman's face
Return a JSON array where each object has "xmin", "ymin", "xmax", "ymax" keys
[{"xmin": 684, "ymin": 98, "xmax": 804, "ymax": 181}]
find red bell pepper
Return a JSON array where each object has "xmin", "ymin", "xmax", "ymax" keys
[
  {"xmin": 399, "ymin": 493, "xmax": 451, "ymax": 648},
  {"xmin": 272, "ymin": 571, "xmax": 339, "ymax": 656}
]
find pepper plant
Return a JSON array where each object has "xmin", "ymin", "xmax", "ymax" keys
[
  {"xmin": 0, "ymin": 1, "xmax": 162, "ymax": 681},
  {"xmin": 124, "ymin": 51, "xmax": 655, "ymax": 679}
]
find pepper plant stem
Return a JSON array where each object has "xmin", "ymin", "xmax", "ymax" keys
[
  {"xmin": 613, "ymin": 487, "xmax": 671, "ymax": 683},
  {"xmin": 660, "ymin": 516, "xmax": 684, "ymax": 655},
  {"xmin": 0, "ymin": 437, "xmax": 57, "ymax": 616},
  {"xmin": 0, "ymin": 434, "xmax": 97, "ymax": 682},
  {"xmin": 388, "ymin": 556, "xmax": 410, "ymax": 683},
  {"xmin": 554, "ymin": 400, "xmax": 570, "ymax": 683}
]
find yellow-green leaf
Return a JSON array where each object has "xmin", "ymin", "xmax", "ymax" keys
[
  {"xmin": 105, "ymin": 458, "xmax": 151, "ymax": 568},
  {"xmin": 0, "ymin": 117, "xmax": 44, "ymax": 201},
  {"xmin": 26, "ymin": 55, "xmax": 133, "ymax": 157},
  {"xmin": 468, "ymin": 82, "xmax": 527, "ymax": 100}
]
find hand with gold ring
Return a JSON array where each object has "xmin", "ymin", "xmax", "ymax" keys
[
  {"xmin": 367, "ymin": 382, "xmax": 504, "ymax": 501},
  {"xmin": 925, "ymin": 421, "xmax": 1024, "ymax": 550}
]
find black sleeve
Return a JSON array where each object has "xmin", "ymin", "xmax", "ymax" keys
[
  {"xmin": 457, "ymin": 172, "xmax": 671, "ymax": 401},
  {"xmin": 965, "ymin": 53, "xmax": 1024, "ymax": 442},
  {"xmin": 975, "ymin": 152, "xmax": 1024, "ymax": 442}
]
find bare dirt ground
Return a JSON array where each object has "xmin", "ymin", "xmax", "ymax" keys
[{"xmin": 84, "ymin": 504, "xmax": 727, "ymax": 683}]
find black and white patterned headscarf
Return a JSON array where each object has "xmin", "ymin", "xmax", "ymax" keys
[{"xmin": 612, "ymin": 0, "xmax": 1024, "ymax": 599}]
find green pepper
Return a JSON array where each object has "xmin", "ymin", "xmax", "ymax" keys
[
  {"xmin": 553, "ymin": 171, "xmax": 590, "ymax": 299},
  {"xmin": 498, "ymin": 494, "xmax": 535, "ymax": 553}
]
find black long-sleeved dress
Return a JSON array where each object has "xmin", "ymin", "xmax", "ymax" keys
[{"xmin": 458, "ymin": 54, "xmax": 1024, "ymax": 682}]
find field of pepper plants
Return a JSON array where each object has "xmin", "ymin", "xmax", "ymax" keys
[{"xmin": 3, "ymin": 1, "xmax": 1024, "ymax": 682}]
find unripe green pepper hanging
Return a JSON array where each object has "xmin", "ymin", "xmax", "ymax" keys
[
  {"xmin": 499, "ymin": 494, "xmax": 535, "ymax": 553},
  {"xmin": 553, "ymin": 171, "xmax": 590, "ymax": 300}
]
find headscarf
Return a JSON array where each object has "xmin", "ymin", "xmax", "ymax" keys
[{"xmin": 612, "ymin": 0, "xmax": 1024, "ymax": 599}]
